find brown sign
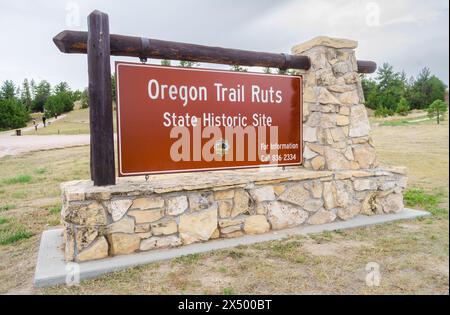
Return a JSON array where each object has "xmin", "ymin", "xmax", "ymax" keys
[{"xmin": 116, "ymin": 62, "xmax": 302, "ymax": 176}]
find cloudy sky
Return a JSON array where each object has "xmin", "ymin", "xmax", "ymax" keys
[{"xmin": 0, "ymin": 0, "xmax": 448, "ymax": 90}]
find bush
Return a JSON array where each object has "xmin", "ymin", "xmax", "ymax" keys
[
  {"xmin": 396, "ymin": 97, "xmax": 410, "ymax": 116},
  {"xmin": 374, "ymin": 106, "xmax": 394, "ymax": 118},
  {"xmin": 0, "ymin": 98, "xmax": 30, "ymax": 130}
]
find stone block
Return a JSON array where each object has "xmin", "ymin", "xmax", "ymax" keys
[
  {"xmin": 244, "ymin": 215, "xmax": 270, "ymax": 234},
  {"xmin": 267, "ymin": 201, "xmax": 309, "ymax": 230},
  {"xmin": 179, "ymin": 205, "xmax": 218, "ymax": 245},
  {"xmin": 107, "ymin": 233, "xmax": 141, "ymax": 256},
  {"xmin": 167, "ymin": 196, "xmax": 189, "ymax": 215}
]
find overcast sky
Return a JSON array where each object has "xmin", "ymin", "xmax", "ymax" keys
[{"xmin": 0, "ymin": 0, "xmax": 448, "ymax": 90}]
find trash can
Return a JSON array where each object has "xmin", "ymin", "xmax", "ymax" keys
[{"xmin": 16, "ymin": 129, "xmax": 22, "ymax": 136}]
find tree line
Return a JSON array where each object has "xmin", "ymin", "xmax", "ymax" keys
[
  {"xmin": 0, "ymin": 79, "xmax": 87, "ymax": 130},
  {"xmin": 1, "ymin": 61, "xmax": 447, "ymax": 131},
  {"xmin": 362, "ymin": 63, "xmax": 447, "ymax": 117}
]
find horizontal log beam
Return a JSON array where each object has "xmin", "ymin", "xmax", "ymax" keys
[
  {"xmin": 54, "ymin": 31, "xmax": 310, "ymax": 70},
  {"xmin": 53, "ymin": 30, "xmax": 376, "ymax": 73},
  {"xmin": 357, "ymin": 60, "xmax": 377, "ymax": 74}
]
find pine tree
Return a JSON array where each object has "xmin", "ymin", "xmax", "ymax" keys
[
  {"xmin": 32, "ymin": 80, "xmax": 51, "ymax": 112},
  {"xmin": 0, "ymin": 80, "xmax": 16, "ymax": 100},
  {"xmin": 396, "ymin": 97, "xmax": 410, "ymax": 116},
  {"xmin": 20, "ymin": 79, "xmax": 33, "ymax": 110},
  {"xmin": 427, "ymin": 100, "xmax": 448, "ymax": 124}
]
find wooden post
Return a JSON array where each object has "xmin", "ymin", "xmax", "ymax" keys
[{"xmin": 87, "ymin": 10, "xmax": 115, "ymax": 186}]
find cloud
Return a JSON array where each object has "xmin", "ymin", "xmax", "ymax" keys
[{"xmin": 0, "ymin": 0, "xmax": 448, "ymax": 90}]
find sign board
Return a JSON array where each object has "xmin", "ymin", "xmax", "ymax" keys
[{"xmin": 116, "ymin": 62, "xmax": 302, "ymax": 176}]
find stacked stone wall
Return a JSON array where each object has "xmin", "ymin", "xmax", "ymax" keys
[{"xmin": 62, "ymin": 167, "xmax": 406, "ymax": 262}]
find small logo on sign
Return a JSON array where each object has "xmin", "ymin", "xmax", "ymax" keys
[{"xmin": 215, "ymin": 140, "xmax": 229, "ymax": 156}]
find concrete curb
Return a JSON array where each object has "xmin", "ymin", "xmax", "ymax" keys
[{"xmin": 34, "ymin": 208, "xmax": 430, "ymax": 288}]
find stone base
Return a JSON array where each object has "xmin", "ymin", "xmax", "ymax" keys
[
  {"xmin": 36, "ymin": 209, "xmax": 428, "ymax": 288},
  {"xmin": 61, "ymin": 166, "xmax": 407, "ymax": 262}
]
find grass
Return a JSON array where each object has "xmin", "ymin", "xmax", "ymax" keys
[
  {"xmin": 382, "ymin": 120, "xmax": 415, "ymax": 126},
  {"xmin": 34, "ymin": 168, "xmax": 47, "ymax": 175},
  {"xmin": 173, "ymin": 254, "xmax": 201, "ymax": 265},
  {"xmin": 3, "ymin": 174, "xmax": 32, "ymax": 185},
  {"xmin": 23, "ymin": 108, "xmax": 117, "ymax": 136},
  {"xmin": 12, "ymin": 191, "xmax": 27, "ymax": 199},
  {"xmin": 0, "ymin": 112, "xmax": 448, "ymax": 294},
  {"xmin": 223, "ymin": 287, "xmax": 235, "ymax": 295},
  {"xmin": 0, "ymin": 218, "xmax": 33, "ymax": 245},
  {"xmin": 404, "ymin": 188, "xmax": 447, "ymax": 217},
  {"xmin": 0, "ymin": 230, "xmax": 33, "ymax": 245},
  {"xmin": 48, "ymin": 205, "xmax": 61, "ymax": 215},
  {"xmin": 0, "ymin": 204, "xmax": 15, "ymax": 212}
]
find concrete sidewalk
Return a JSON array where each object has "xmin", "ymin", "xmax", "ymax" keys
[{"xmin": 34, "ymin": 208, "xmax": 430, "ymax": 288}]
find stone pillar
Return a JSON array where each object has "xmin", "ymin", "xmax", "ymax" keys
[{"xmin": 292, "ymin": 36, "xmax": 378, "ymax": 171}]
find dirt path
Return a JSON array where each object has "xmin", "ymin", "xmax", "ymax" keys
[
  {"xmin": 0, "ymin": 134, "xmax": 90, "ymax": 158},
  {"xmin": 0, "ymin": 114, "xmax": 67, "ymax": 137}
]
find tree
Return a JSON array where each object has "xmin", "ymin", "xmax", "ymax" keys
[
  {"xmin": 278, "ymin": 69, "xmax": 295, "ymax": 75},
  {"xmin": 427, "ymin": 100, "xmax": 448, "ymax": 125},
  {"xmin": 0, "ymin": 80, "xmax": 16, "ymax": 100},
  {"xmin": 71, "ymin": 89, "xmax": 83, "ymax": 102},
  {"xmin": 230, "ymin": 65, "xmax": 248, "ymax": 72},
  {"xmin": 20, "ymin": 79, "xmax": 33, "ymax": 110},
  {"xmin": 263, "ymin": 67, "xmax": 272, "ymax": 74},
  {"xmin": 407, "ymin": 68, "xmax": 447, "ymax": 109},
  {"xmin": 49, "ymin": 82, "xmax": 75, "ymax": 113},
  {"xmin": 374, "ymin": 63, "xmax": 405, "ymax": 111},
  {"xmin": 30, "ymin": 79, "xmax": 36, "ymax": 99},
  {"xmin": 54, "ymin": 82, "xmax": 70, "ymax": 95},
  {"xmin": 80, "ymin": 88, "xmax": 89, "ymax": 108},
  {"xmin": 396, "ymin": 97, "xmax": 410, "ymax": 116},
  {"xmin": 33, "ymin": 80, "xmax": 51, "ymax": 112},
  {"xmin": 161, "ymin": 60, "xmax": 171, "ymax": 66},
  {"xmin": 44, "ymin": 94, "xmax": 65, "ymax": 117},
  {"xmin": 361, "ymin": 76, "xmax": 379, "ymax": 110},
  {"xmin": 179, "ymin": 61, "xmax": 199, "ymax": 68},
  {"xmin": 0, "ymin": 98, "xmax": 29, "ymax": 130}
]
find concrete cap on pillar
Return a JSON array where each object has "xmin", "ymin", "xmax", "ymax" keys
[{"xmin": 291, "ymin": 36, "xmax": 358, "ymax": 55}]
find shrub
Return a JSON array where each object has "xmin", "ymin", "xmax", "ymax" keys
[
  {"xmin": 0, "ymin": 98, "xmax": 30, "ymax": 130},
  {"xmin": 396, "ymin": 97, "xmax": 410, "ymax": 116},
  {"xmin": 374, "ymin": 106, "xmax": 394, "ymax": 118}
]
